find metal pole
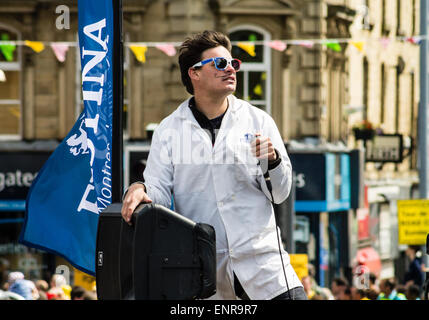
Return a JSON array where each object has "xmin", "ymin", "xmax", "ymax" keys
[
  {"xmin": 420, "ymin": 0, "xmax": 429, "ymax": 298},
  {"xmin": 112, "ymin": 0, "xmax": 124, "ymax": 203},
  {"xmin": 419, "ymin": 0, "xmax": 428, "ymax": 200}
]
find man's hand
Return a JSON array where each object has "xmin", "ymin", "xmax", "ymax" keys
[
  {"xmin": 250, "ymin": 133, "xmax": 277, "ymax": 163},
  {"xmin": 121, "ymin": 183, "xmax": 152, "ymax": 225}
]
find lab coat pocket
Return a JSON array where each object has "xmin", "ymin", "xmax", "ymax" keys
[
  {"xmin": 173, "ymin": 164, "xmax": 206, "ymax": 195},
  {"xmin": 251, "ymin": 226, "xmax": 281, "ymax": 266},
  {"xmin": 233, "ymin": 161, "xmax": 260, "ymax": 192}
]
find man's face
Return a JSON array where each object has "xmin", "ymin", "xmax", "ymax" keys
[{"xmin": 193, "ymin": 46, "xmax": 237, "ymax": 96}]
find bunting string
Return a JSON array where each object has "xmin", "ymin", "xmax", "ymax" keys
[{"xmin": 0, "ymin": 34, "xmax": 425, "ymax": 64}]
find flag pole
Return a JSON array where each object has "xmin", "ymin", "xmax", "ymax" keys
[{"xmin": 112, "ymin": 0, "xmax": 124, "ymax": 203}]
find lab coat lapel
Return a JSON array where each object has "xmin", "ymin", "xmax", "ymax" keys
[
  {"xmin": 177, "ymin": 99, "xmax": 213, "ymax": 148},
  {"xmin": 213, "ymin": 95, "xmax": 240, "ymax": 151}
]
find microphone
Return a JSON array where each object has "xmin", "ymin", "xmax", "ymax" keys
[{"xmin": 243, "ymin": 133, "xmax": 272, "ymax": 192}]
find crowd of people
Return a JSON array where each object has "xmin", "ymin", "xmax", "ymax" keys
[
  {"xmin": 0, "ymin": 244, "xmax": 426, "ymax": 300},
  {"xmin": 301, "ymin": 266, "xmax": 426, "ymax": 300},
  {"xmin": 1, "ymin": 269, "xmax": 425, "ymax": 301},
  {"xmin": 302, "ymin": 273, "xmax": 423, "ymax": 300},
  {"xmin": 0, "ymin": 271, "xmax": 97, "ymax": 300}
]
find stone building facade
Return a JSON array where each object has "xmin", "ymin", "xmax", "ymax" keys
[
  {"xmin": 0, "ymin": 0, "xmax": 422, "ymax": 286},
  {"xmin": 0, "ymin": 0, "xmax": 357, "ymax": 143},
  {"xmin": 347, "ymin": 0, "xmax": 421, "ymax": 281}
]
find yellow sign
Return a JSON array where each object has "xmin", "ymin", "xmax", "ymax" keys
[
  {"xmin": 289, "ymin": 254, "xmax": 308, "ymax": 280},
  {"xmin": 73, "ymin": 267, "xmax": 96, "ymax": 292},
  {"xmin": 397, "ymin": 200, "xmax": 429, "ymax": 245}
]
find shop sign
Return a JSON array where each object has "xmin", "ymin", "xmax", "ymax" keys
[
  {"xmin": 0, "ymin": 151, "xmax": 51, "ymax": 211},
  {"xmin": 289, "ymin": 254, "xmax": 309, "ymax": 281},
  {"xmin": 289, "ymin": 152, "xmax": 351, "ymax": 212},
  {"xmin": 357, "ymin": 185, "xmax": 370, "ymax": 241},
  {"xmin": 397, "ymin": 199, "xmax": 429, "ymax": 245},
  {"xmin": 365, "ymin": 134, "xmax": 403, "ymax": 163},
  {"xmin": 357, "ymin": 207, "xmax": 370, "ymax": 240}
]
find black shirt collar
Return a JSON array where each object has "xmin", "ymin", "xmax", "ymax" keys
[
  {"xmin": 188, "ymin": 97, "xmax": 227, "ymax": 145},
  {"xmin": 188, "ymin": 97, "xmax": 227, "ymax": 130}
]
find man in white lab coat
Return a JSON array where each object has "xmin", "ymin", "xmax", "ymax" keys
[{"xmin": 121, "ymin": 30, "xmax": 306, "ymax": 300}]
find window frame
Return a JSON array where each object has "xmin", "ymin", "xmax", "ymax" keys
[
  {"xmin": 0, "ymin": 23, "xmax": 22, "ymax": 141},
  {"xmin": 229, "ymin": 25, "xmax": 272, "ymax": 115}
]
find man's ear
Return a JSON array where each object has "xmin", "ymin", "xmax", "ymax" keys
[{"xmin": 188, "ymin": 67, "xmax": 200, "ymax": 81}]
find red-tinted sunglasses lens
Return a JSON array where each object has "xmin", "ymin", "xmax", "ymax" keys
[{"xmin": 231, "ymin": 59, "xmax": 241, "ymax": 71}]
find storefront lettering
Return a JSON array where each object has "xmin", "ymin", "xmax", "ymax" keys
[{"xmin": 0, "ymin": 170, "xmax": 37, "ymax": 193}]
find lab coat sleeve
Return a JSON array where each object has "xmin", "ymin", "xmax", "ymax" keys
[
  {"xmin": 258, "ymin": 115, "xmax": 292, "ymax": 204},
  {"xmin": 142, "ymin": 125, "xmax": 174, "ymax": 209}
]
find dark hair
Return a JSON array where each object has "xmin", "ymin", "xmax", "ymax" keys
[
  {"xmin": 178, "ymin": 30, "xmax": 232, "ymax": 95},
  {"xmin": 70, "ymin": 286, "xmax": 86, "ymax": 300},
  {"xmin": 381, "ymin": 278, "xmax": 396, "ymax": 290},
  {"xmin": 332, "ymin": 277, "xmax": 349, "ymax": 287}
]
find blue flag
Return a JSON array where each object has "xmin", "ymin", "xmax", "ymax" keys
[{"xmin": 19, "ymin": 0, "xmax": 114, "ymax": 275}]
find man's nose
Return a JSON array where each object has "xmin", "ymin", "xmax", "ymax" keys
[{"xmin": 225, "ymin": 63, "xmax": 235, "ymax": 72}]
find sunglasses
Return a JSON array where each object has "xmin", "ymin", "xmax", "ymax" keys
[{"xmin": 192, "ymin": 57, "xmax": 241, "ymax": 71}]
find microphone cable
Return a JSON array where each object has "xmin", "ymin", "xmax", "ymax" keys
[{"xmin": 261, "ymin": 163, "xmax": 294, "ymax": 300}]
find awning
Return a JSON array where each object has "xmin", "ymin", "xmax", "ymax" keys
[{"xmin": 356, "ymin": 247, "xmax": 382, "ymax": 276}]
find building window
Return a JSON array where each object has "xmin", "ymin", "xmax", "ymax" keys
[
  {"xmin": 0, "ymin": 25, "xmax": 21, "ymax": 139},
  {"xmin": 396, "ymin": 0, "xmax": 403, "ymax": 36},
  {"xmin": 229, "ymin": 26, "xmax": 272, "ymax": 114}
]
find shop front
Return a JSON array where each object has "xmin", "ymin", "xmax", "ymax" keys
[
  {"xmin": 0, "ymin": 143, "xmax": 58, "ymax": 283},
  {"xmin": 288, "ymin": 150, "xmax": 353, "ymax": 288}
]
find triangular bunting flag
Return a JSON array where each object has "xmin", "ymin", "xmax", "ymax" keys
[
  {"xmin": 237, "ymin": 42, "xmax": 256, "ymax": 57},
  {"xmin": 0, "ymin": 34, "xmax": 16, "ymax": 62},
  {"xmin": 25, "ymin": 40, "xmax": 45, "ymax": 53},
  {"xmin": 325, "ymin": 41, "xmax": 342, "ymax": 52},
  {"xmin": 155, "ymin": 44, "xmax": 177, "ymax": 57},
  {"xmin": 51, "ymin": 43, "xmax": 69, "ymax": 62},
  {"xmin": 130, "ymin": 45, "xmax": 147, "ymax": 63},
  {"xmin": 380, "ymin": 37, "xmax": 390, "ymax": 49},
  {"xmin": 267, "ymin": 40, "xmax": 287, "ymax": 52},
  {"xmin": 406, "ymin": 37, "xmax": 421, "ymax": 45},
  {"xmin": 350, "ymin": 41, "xmax": 364, "ymax": 52}
]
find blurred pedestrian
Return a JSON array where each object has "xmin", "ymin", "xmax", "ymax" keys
[
  {"xmin": 377, "ymin": 278, "xmax": 407, "ymax": 300},
  {"xmin": 0, "ymin": 258, "xmax": 10, "ymax": 289},
  {"xmin": 70, "ymin": 285, "xmax": 97, "ymax": 300},
  {"xmin": 8, "ymin": 279, "xmax": 37, "ymax": 300},
  {"xmin": 302, "ymin": 271, "xmax": 333, "ymax": 300},
  {"xmin": 350, "ymin": 287, "xmax": 369, "ymax": 300},
  {"xmin": 369, "ymin": 272, "xmax": 379, "ymax": 293},
  {"xmin": 71, "ymin": 286, "xmax": 86, "ymax": 300},
  {"xmin": 330, "ymin": 277, "xmax": 349, "ymax": 300},
  {"xmin": 6, "ymin": 271, "xmax": 24, "ymax": 288},
  {"xmin": 0, "ymin": 288, "xmax": 24, "ymax": 300},
  {"xmin": 47, "ymin": 274, "xmax": 70, "ymax": 300},
  {"xmin": 301, "ymin": 275, "xmax": 320, "ymax": 299},
  {"xmin": 404, "ymin": 245, "xmax": 424, "ymax": 290},
  {"xmin": 35, "ymin": 279, "xmax": 49, "ymax": 300},
  {"xmin": 406, "ymin": 284, "xmax": 421, "ymax": 300},
  {"xmin": 366, "ymin": 288, "xmax": 379, "ymax": 300}
]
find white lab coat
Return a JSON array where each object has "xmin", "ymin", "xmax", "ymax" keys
[{"xmin": 143, "ymin": 95, "xmax": 302, "ymax": 299}]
